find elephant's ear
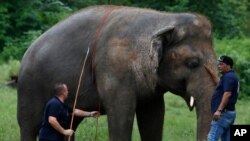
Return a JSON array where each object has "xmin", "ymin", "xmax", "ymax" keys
[
  {"xmin": 152, "ymin": 26, "xmax": 175, "ymax": 39},
  {"xmin": 150, "ymin": 26, "xmax": 175, "ymax": 62}
]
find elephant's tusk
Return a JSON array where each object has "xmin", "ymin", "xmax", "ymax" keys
[{"xmin": 190, "ymin": 96, "xmax": 195, "ymax": 108}]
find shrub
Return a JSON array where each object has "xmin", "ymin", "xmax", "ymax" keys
[{"xmin": 0, "ymin": 60, "xmax": 20, "ymax": 86}]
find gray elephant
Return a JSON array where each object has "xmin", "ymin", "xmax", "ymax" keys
[{"xmin": 17, "ymin": 5, "xmax": 216, "ymax": 141}]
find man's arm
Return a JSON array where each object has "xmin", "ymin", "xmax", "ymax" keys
[
  {"xmin": 217, "ymin": 92, "xmax": 232, "ymax": 112},
  {"xmin": 73, "ymin": 109, "xmax": 100, "ymax": 117},
  {"xmin": 213, "ymin": 92, "xmax": 232, "ymax": 120},
  {"xmin": 48, "ymin": 116, "xmax": 74, "ymax": 136}
]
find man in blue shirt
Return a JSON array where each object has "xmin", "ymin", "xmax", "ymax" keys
[
  {"xmin": 205, "ymin": 55, "xmax": 239, "ymax": 141},
  {"xmin": 39, "ymin": 83, "xmax": 100, "ymax": 141}
]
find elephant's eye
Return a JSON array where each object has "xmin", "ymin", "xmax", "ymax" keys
[{"xmin": 186, "ymin": 58, "xmax": 200, "ymax": 69}]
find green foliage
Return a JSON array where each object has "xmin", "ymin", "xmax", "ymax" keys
[
  {"xmin": 0, "ymin": 30, "xmax": 42, "ymax": 61},
  {"xmin": 0, "ymin": 3, "xmax": 10, "ymax": 52},
  {"xmin": 39, "ymin": 0, "xmax": 73, "ymax": 30},
  {"xmin": 0, "ymin": 0, "xmax": 72, "ymax": 59},
  {"xmin": 5, "ymin": 0, "xmax": 43, "ymax": 38},
  {"xmin": 242, "ymin": 0, "xmax": 250, "ymax": 36},
  {"xmin": 214, "ymin": 0, "xmax": 246, "ymax": 38},
  {"xmin": 61, "ymin": 0, "xmax": 114, "ymax": 9},
  {"xmin": 0, "ymin": 60, "xmax": 20, "ymax": 83},
  {"xmin": 215, "ymin": 37, "xmax": 250, "ymax": 98}
]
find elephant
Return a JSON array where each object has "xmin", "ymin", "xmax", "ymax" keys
[{"xmin": 17, "ymin": 5, "xmax": 217, "ymax": 141}]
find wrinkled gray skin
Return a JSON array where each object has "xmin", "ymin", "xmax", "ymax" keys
[{"xmin": 18, "ymin": 5, "xmax": 217, "ymax": 141}]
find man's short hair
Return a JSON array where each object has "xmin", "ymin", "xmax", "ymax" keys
[
  {"xmin": 218, "ymin": 55, "xmax": 233, "ymax": 68},
  {"xmin": 54, "ymin": 83, "xmax": 66, "ymax": 96}
]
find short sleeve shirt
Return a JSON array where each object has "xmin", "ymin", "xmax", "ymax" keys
[
  {"xmin": 39, "ymin": 96, "xmax": 72, "ymax": 141},
  {"xmin": 211, "ymin": 70, "xmax": 239, "ymax": 114}
]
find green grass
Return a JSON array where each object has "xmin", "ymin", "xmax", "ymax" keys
[
  {"xmin": 0, "ymin": 87, "xmax": 249, "ymax": 141},
  {"xmin": 0, "ymin": 86, "xmax": 19, "ymax": 141}
]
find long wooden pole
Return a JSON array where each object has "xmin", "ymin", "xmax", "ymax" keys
[{"xmin": 68, "ymin": 47, "xmax": 90, "ymax": 141}]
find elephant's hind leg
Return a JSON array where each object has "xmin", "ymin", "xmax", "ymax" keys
[
  {"xmin": 19, "ymin": 120, "xmax": 40, "ymax": 141},
  {"xmin": 18, "ymin": 105, "xmax": 43, "ymax": 141},
  {"xmin": 17, "ymin": 92, "xmax": 44, "ymax": 141}
]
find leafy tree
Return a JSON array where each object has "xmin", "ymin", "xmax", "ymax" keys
[
  {"xmin": 0, "ymin": 3, "xmax": 10, "ymax": 52},
  {"xmin": 0, "ymin": 0, "xmax": 72, "ymax": 61},
  {"xmin": 38, "ymin": 0, "xmax": 72, "ymax": 30},
  {"xmin": 0, "ymin": 0, "xmax": 43, "ymax": 54},
  {"xmin": 5, "ymin": 0, "xmax": 43, "ymax": 37},
  {"xmin": 0, "ymin": 30, "xmax": 42, "ymax": 62},
  {"xmin": 61, "ymin": 0, "xmax": 99, "ymax": 9},
  {"xmin": 242, "ymin": 0, "xmax": 250, "ymax": 36}
]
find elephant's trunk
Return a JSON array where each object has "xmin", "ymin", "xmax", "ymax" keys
[
  {"xmin": 196, "ymin": 103, "xmax": 212, "ymax": 140},
  {"xmin": 183, "ymin": 72, "xmax": 215, "ymax": 140},
  {"xmin": 195, "ymin": 84, "xmax": 214, "ymax": 141}
]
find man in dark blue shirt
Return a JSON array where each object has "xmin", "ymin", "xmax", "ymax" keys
[
  {"xmin": 39, "ymin": 83, "xmax": 100, "ymax": 141},
  {"xmin": 205, "ymin": 55, "xmax": 239, "ymax": 141}
]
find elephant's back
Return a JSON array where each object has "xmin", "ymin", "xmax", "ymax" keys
[
  {"xmin": 18, "ymin": 5, "xmax": 207, "ymax": 97},
  {"xmin": 18, "ymin": 6, "xmax": 150, "ymax": 75},
  {"xmin": 19, "ymin": 6, "xmax": 109, "ymax": 82},
  {"xmin": 19, "ymin": 5, "xmax": 196, "ymax": 71}
]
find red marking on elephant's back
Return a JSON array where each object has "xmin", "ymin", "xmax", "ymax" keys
[{"xmin": 91, "ymin": 7, "xmax": 121, "ymax": 110}]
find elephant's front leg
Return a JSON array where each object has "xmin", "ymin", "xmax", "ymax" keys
[
  {"xmin": 136, "ymin": 95, "xmax": 165, "ymax": 141},
  {"xmin": 104, "ymin": 89, "xmax": 137, "ymax": 141}
]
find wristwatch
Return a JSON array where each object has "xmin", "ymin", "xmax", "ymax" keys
[{"xmin": 217, "ymin": 109, "xmax": 223, "ymax": 112}]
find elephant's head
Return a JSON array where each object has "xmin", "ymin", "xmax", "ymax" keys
[{"xmin": 152, "ymin": 14, "xmax": 216, "ymax": 140}]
